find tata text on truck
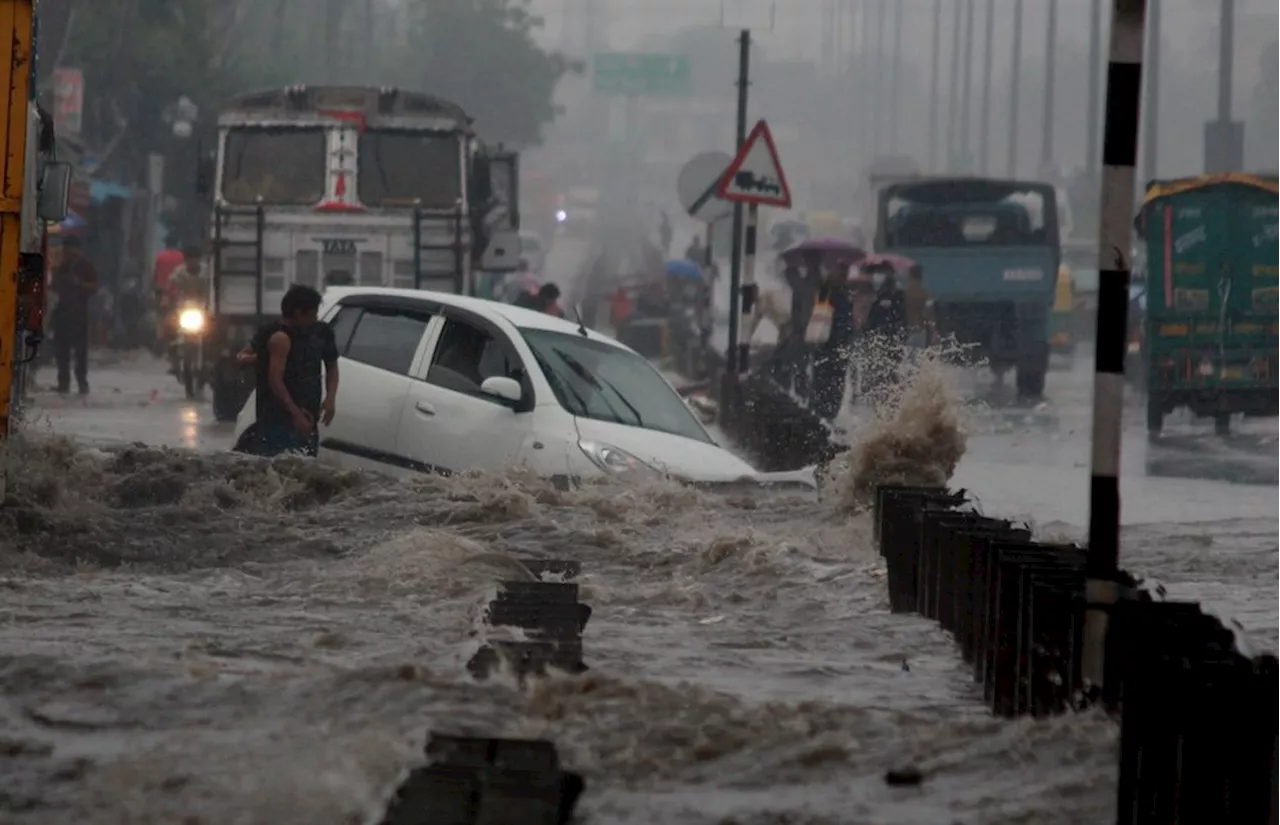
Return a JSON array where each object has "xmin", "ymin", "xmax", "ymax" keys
[
  {"xmin": 199, "ymin": 85, "xmax": 520, "ymax": 421},
  {"xmin": 1135, "ymin": 172, "xmax": 1278, "ymax": 435},
  {"xmin": 876, "ymin": 177, "xmax": 1061, "ymax": 400}
]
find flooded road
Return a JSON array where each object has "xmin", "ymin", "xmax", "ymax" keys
[{"xmin": 4, "ymin": 306, "xmax": 1275, "ymax": 823}]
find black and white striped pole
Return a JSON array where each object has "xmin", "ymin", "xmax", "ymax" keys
[
  {"xmin": 1082, "ymin": 0, "xmax": 1148, "ymax": 694},
  {"xmin": 740, "ymin": 203, "xmax": 759, "ymax": 377},
  {"xmin": 724, "ymin": 29, "xmax": 751, "ymax": 385}
]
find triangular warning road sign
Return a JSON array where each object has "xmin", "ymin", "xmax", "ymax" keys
[{"xmin": 716, "ymin": 120, "xmax": 792, "ymax": 208}]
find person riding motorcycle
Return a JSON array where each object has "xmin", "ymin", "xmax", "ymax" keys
[{"xmin": 164, "ymin": 246, "xmax": 210, "ymax": 376}]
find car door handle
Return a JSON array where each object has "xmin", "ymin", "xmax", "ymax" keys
[{"xmin": 414, "ymin": 401, "xmax": 436, "ymax": 416}]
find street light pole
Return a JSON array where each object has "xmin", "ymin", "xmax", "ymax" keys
[
  {"xmin": 1086, "ymin": 0, "xmax": 1103, "ymax": 171},
  {"xmin": 889, "ymin": 0, "xmax": 903, "ymax": 139},
  {"xmin": 960, "ymin": 0, "xmax": 974, "ymax": 169},
  {"xmin": 1041, "ymin": 0, "xmax": 1059, "ymax": 174},
  {"xmin": 1141, "ymin": 0, "xmax": 1161, "ymax": 183},
  {"xmin": 947, "ymin": 1, "xmax": 962, "ymax": 170},
  {"xmin": 979, "ymin": 0, "xmax": 995, "ymax": 174},
  {"xmin": 929, "ymin": 0, "xmax": 942, "ymax": 171},
  {"xmin": 1007, "ymin": 0, "xmax": 1024, "ymax": 176}
]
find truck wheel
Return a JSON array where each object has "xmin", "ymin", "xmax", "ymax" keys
[
  {"xmin": 1214, "ymin": 413, "xmax": 1231, "ymax": 436},
  {"xmin": 1015, "ymin": 364, "xmax": 1047, "ymax": 401},
  {"xmin": 1146, "ymin": 398, "xmax": 1164, "ymax": 435}
]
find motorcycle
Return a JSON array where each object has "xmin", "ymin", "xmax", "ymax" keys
[{"xmin": 171, "ymin": 302, "xmax": 209, "ymax": 399}]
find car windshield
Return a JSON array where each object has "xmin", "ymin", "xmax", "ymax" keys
[{"xmin": 520, "ymin": 329, "xmax": 711, "ymax": 444}]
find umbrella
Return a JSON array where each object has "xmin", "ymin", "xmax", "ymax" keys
[
  {"xmin": 665, "ymin": 259, "xmax": 703, "ymax": 280},
  {"xmin": 782, "ymin": 236, "xmax": 866, "ymax": 262}
]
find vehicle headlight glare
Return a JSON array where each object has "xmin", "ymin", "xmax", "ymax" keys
[
  {"xmin": 179, "ymin": 308, "xmax": 206, "ymax": 333},
  {"xmin": 556, "ymin": 209, "xmax": 568, "ymax": 223}
]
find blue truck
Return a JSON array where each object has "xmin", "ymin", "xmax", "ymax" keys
[{"xmin": 875, "ymin": 177, "xmax": 1062, "ymax": 400}]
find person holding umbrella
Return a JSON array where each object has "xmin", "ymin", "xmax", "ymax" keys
[{"xmin": 809, "ymin": 258, "xmax": 858, "ymax": 421}]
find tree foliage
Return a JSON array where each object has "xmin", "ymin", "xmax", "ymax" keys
[{"xmin": 42, "ymin": 0, "xmax": 569, "ymax": 180}]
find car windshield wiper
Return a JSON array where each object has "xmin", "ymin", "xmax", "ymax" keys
[
  {"xmin": 594, "ymin": 373, "xmax": 644, "ymax": 427},
  {"xmin": 552, "ymin": 348, "xmax": 633, "ymax": 426},
  {"xmin": 533, "ymin": 350, "xmax": 589, "ymax": 416}
]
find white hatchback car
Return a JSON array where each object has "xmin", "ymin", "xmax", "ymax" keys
[{"xmin": 233, "ymin": 287, "xmax": 758, "ymax": 484}]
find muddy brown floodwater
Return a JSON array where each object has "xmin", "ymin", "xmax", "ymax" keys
[{"xmin": 0, "ymin": 364, "xmax": 1168, "ymax": 824}]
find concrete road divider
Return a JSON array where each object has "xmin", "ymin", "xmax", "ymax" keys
[
  {"xmin": 874, "ymin": 484, "xmax": 1279, "ymax": 822},
  {"xmin": 468, "ymin": 561, "xmax": 591, "ymax": 681},
  {"xmin": 376, "ymin": 733, "xmax": 583, "ymax": 825}
]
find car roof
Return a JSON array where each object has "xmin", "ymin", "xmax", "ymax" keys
[{"xmin": 321, "ymin": 286, "xmax": 625, "ymax": 348}]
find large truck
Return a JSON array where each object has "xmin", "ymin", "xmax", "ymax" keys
[
  {"xmin": 12, "ymin": 104, "xmax": 72, "ymax": 414},
  {"xmin": 198, "ymin": 85, "xmax": 521, "ymax": 421},
  {"xmin": 1, "ymin": 1, "xmax": 72, "ymax": 448},
  {"xmin": 1135, "ymin": 173, "xmax": 1278, "ymax": 435},
  {"xmin": 875, "ymin": 177, "xmax": 1062, "ymax": 400}
]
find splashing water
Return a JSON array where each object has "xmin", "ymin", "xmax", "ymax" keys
[{"xmin": 826, "ymin": 347, "xmax": 970, "ymax": 512}]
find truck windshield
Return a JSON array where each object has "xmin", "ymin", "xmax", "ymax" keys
[
  {"xmin": 358, "ymin": 130, "xmax": 461, "ymax": 209},
  {"xmin": 882, "ymin": 180, "xmax": 1058, "ymax": 248},
  {"xmin": 221, "ymin": 127, "xmax": 326, "ymax": 205}
]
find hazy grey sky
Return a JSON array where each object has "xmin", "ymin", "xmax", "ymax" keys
[{"xmin": 533, "ymin": 0, "xmax": 1278, "ymax": 178}]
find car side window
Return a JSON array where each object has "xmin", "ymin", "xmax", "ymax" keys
[
  {"xmin": 343, "ymin": 307, "xmax": 431, "ymax": 375},
  {"xmin": 327, "ymin": 306, "xmax": 362, "ymax": 354},
  {"xmin": 427, "ymin": 317, "xmax": 524, "ymax": 396}
]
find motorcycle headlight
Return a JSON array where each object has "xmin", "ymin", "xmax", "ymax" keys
[
  {"xmin": 179, "ymin": 308, "xmax": 206, "ymax": 333},
  {"xmin": 578, "ymin": 440, "xmax": 660, "ymax": 477}
]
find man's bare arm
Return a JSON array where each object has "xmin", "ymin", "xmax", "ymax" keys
[{"xmin": 324, "ymin": 360, "xmax": 339, "ymax": 401}]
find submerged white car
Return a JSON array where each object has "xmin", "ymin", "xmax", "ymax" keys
[{"xmin": 233, "ymin": 287, "xmax": 758, "ymax": 484}]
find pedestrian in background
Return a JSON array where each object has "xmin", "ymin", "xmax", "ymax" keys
[{"xmin": 49, "ymin": 235, "xmax": 98, "ymax": 395}]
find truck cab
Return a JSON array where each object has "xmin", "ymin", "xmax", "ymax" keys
[
  {"xmin": 877, "ymin": 177, "xmax": 1061, "ymax": 400},
  {"xmin": 1136, "ymin": 173, "xmax": 1278, "ymax": 434}
]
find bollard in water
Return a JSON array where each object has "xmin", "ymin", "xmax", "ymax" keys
[
  {"xmin": 377, "ymin": 733, "xmax": 584, "ymax": 825},
  {"xmin": 876, "ymin": 487, "xmax": 968, "ymax": 613},
  {"xmin": 925, "ymin": 513, "xmax": 1010, "ymax": 632},
  {"xmin": 951, "ymin": 525, "xmax": 1028, "ymax": 668}
]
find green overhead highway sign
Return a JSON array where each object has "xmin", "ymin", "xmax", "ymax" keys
[{"xmin": 592, "ymin": 52, "xmax": 692, "ymax": 97}]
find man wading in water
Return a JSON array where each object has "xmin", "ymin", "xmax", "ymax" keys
[{"xmin": 235, "ymin": 285, "xmax": 339, "ymax": 457}]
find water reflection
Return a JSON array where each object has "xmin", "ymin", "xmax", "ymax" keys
[{"xmin": 182, "ymin": 407, "xmax": 200, "ymax": 450}]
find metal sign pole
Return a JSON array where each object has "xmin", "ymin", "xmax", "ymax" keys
[
  {"xmin": 1082, "ymin": 0, "xmax": 1147, "ymax": 694},
  {"xmin": 724, "ymin": 29, "xmax": 751, "ymax": 381},
  {"xmin": 739, "ymin": 203, "xmax": 759, "ymax": 374}
]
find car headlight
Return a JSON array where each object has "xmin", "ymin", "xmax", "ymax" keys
[
  {"xmin": 178, "ymin": 308, "xmax": 206, "ymax": 333},
  {"xmin": 578, "ymin": 440, "xmax": 660, "ymax": 477}
]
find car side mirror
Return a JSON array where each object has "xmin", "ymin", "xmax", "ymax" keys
[
  {"xmin": 479, "ymin": 375, "xmax": 523, "ymax": 406},
  {"xmin": 37, "ymin": 162, "xmax": 72, "ymax": 223}
]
